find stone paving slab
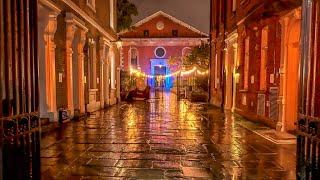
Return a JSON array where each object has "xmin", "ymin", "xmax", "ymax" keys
[{"xmin": 40, "ymin": 92, "xmax": 296, "ymax": 179}]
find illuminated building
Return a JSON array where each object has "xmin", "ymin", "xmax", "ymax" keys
[
  {"xmin": 119, "ymin": 11, "xmax": 208, "ymax": 89},
  {"xmin": 210, "ymin": 0, "xmax": 302, "ymax": 132}
]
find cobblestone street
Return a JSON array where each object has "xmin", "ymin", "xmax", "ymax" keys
[{"xmin": 41, "ymin": 92, "xmax": 296, "ymax": 179}]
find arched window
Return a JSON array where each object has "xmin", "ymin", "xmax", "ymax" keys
[
  {"xmin": 182, "ymin": 47, "xmax": 192, "ymax": 57},
  {"xmin": 182, "ymin": 47, "xmax": 192, "ymax": 64},
  {"xmin": 129, "ymin": 47, "xmax": 138, "ymax": 68}
]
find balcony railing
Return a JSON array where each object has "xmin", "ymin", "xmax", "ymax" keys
[
  {"xmin": 0, "ymin": 112, "xmax": 41, "ymax": 179},
  {"xmin": 296, "ymin": 114, "xmax": 320, "ymax": 179}
]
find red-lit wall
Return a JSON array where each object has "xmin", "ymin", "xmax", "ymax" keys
[{"xmin": 122, "ymin": 46, "xmax": 192, "ymax": 75}]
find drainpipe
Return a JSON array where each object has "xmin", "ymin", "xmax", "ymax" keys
[
  {"xmin": 299, "ymin": 0, "xmax": 313, "ymax": 116},
  {"xmin": 208, "ymin": 0, "xmax": 213, "ymax": 104}
]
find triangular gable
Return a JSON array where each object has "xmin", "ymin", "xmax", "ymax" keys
[{"xmin": 119, "ymin": 11, "xmax": 208, "ymax": 37}]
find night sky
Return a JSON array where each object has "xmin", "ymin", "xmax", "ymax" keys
[{"xmin": 130, "ymin": 0, "xmax": 210, "ymax": 34}]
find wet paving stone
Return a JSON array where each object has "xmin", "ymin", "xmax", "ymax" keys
[{"xmin": 40, "ymin": 92, "xmax": 296, "ymax": 179}]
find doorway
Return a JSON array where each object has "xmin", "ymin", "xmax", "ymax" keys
[
  {"xmin": 150, "ymin": 59, "xmax": 172, "ymax": 89},
  {"xmin": 224, "ymin": 32, "xmax": 238, "ymax": 111},
  {"xmin": 285, "ymin": 20, "xmax": 301, "ymax": 131},
  {"xmin": 154, "ymin": 65, "xmax": 167, "ymax": 88}
]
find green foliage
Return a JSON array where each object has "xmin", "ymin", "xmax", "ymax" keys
[
  {"xmin": 120, "ymin": 70, "xmax": 136, "ymax": 92},
  {"xmin": 183, "ymin": 43, "xmax": 210, "ymax": 92},
  {"xmin": 184, "ymin": 43, "xmax": 210, "ymax": 69},
  {"xmin": 195, "ymin": 76, "xmax": 209, "ymax": 91},
  {"xmin": 167, "ymin": 56, "xmax": 182, "ymax": 69},
  {"xmin": 117, "ymin": 0, "xmax": 138, "ymax": 32}
]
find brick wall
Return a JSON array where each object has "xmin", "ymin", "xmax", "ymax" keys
[
  {"xmin": 122, "ymin": 46, "xmax": 194, "ymax": 74},
  {"xmin": 210, "ymin": 0, "xmax": 301, "ymax": 128},
  {"xmin": 71, "ymin": 0, "xmax": 113, "ymax": 31},
  {"xmin": 50, "ymin": 0, "xmax": 117, "ymax": 111}
]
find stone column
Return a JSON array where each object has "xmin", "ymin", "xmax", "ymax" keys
[
  {"xmin": 105, "ymin": 50, "xmax": 110, "ymax": 106},
  {"xmin": 89, "ymin": 41, "xmax": 97, "ymax": 89},
  {"xmin": 278, "ymin": 16, "xmax": 290, "ymax": 131},
  {"xmin": 109, "ymin": 47, "xmax": 116, "ymax": 105},
  {"xmin": 99, "ymin": 38, "xmax": 107, "ymax": 109},
  {"xmin": 44, "ymin": 13, "xmax": 58, "ymax": 121},
  {"xmin": 232, "ymin": 43, "xmax": 238, "ymax": 113},
  {"xmin": 117, "ymin": 67, "xmax": 121, "ymax": 101},
  {"xmin": 65, "ymin": 20, "xmax": 76, "ymax": 116},
  {"xmin": 78, "ymin": 30, "xmax": 87, "ymax": 113}
]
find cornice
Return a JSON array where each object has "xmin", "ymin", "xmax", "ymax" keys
[
  {"xmin": 118, "ymin": 11, "xmax": 209, "ymax": 37},
  {"xmin": 121, "ymin": 38, "xmax": 205, "ymax": 47},
  {"xmin": 65, "ymin": 12, "xmax": 88, "ymax": 32},
  {"xmin": 62, "ymin": 0, "xmax": 116, "ymax": 41},
  {"xmin": 39, "ymin": 0, "xmax": 61, "ymax": 13},
  {"xmin": 120, "ymin": 37, "xmax": 208, "ymax": 42}
]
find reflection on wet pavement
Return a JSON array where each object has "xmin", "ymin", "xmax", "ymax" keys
[{"xmin": 41, "ymin": 92, "xmax": 296, "ymax": 179}]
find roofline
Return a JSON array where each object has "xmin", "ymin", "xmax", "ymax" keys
[
  {"xmin": 120, "ymin": 37, "xmax": 209, "ymax": 41},
  {"xmin": 118, "ymin": 11, "xmax": 209, "ymax": 37}
]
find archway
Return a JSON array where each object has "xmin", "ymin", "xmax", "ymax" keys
[
  {"xmin": 129, "ymin": 47, "xmax": 139, "ymax": 68},
  {"xmin": 285, "ymin": 20, "xmax": 301, "ymax": 131}
]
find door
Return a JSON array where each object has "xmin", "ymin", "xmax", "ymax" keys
[{"xmin": 154, "ymin": 66, "xmax": 166, "ymax": 88}]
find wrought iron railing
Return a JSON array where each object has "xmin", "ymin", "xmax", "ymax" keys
[
  {"xmin": 0, "ymin": 112, "xmax": 41, "ymax": 180},
  {"xmin": 296, "ymin": 114, "xmax": 320, "ymax": 180}
]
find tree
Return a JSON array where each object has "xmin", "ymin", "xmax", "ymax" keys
[
  {"xmin": 167, "ymin": 56, "xmax": 182, "ymax": 69},
  {"xmin": 117, "ymin": 0, "xmax": 138, "ymax": 32},
  {"xmin": 184, "ymin": 43, "xmax": 210, "ymax": 69}
]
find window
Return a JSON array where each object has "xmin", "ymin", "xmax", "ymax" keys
[
  {"xmin": 182, "ymin": 47, "xmax": 192, "ymax": 57},
  {"xmin": 129, "ymin": 48, "xmax": 138, "ymax": 68},
  {"xmin": 244, "ymin": 37, "xmax": 250, "ymax": 90},
  {"xmin": 172, "ymin": 30, "xmax": 178, "ymax": 37},
  {"xmin": 110, "ymin": 0, "xmax": 114, "ymax": 29},
  {"xmin": 232, "ymin": 0, "xmax": 237, "ymax": 12},
  {"xmin": 86, "ymin": 0, "xmax": 96, "ymax": 12},
  {"xmin": 260, "ymin": 26, "xmax": 268, "ymax": 91},
  {"xmin": 143, "ymin": 30, "xmax": 149, "ymax": 37},
  {"xmin": 155, "ymin": 47, "xmax": 166, "ymax": 58}
]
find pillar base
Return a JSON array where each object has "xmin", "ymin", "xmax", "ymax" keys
[
  {"xmin": 48, "ymin": 111, "xmax": 58, "ymax": 122},
  {"xmin": 109, "ymin": 90, "xmax": 117, "ymax": 105},
  {"xmin": 86, "ymin": 102, "xmax": 101, "ymax": 113},
  {"xmin": 276, "ymin": 122, "xmax": 284, "ymax": 132}
]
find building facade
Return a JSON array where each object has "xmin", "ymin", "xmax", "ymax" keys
[
  {"xmin": 298, "ymin": 0, "xmax": 320, "ymax": 120},
  {"xmin": 119, "ymin": 11, "xmax": 208, "ymax": 89},
  {"xmin": 297, "ymin": 0, "xmax": 320, "ymax": 178},
  {"xmin": 210, "ymin": 0, "xmax": 302, "ymax": 132},
  {"xmin": 38, "ymin": 0, "xmax": 120, "ymax": 122},
  {"xmin": 1, "ymin": 0, "xmax": 41, "ymax": 178}
]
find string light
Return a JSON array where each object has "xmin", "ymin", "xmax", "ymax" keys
[
  {"xmin": 196, "ymin": 69, "xmax": 209, "ymax": 76},
  {"xmin": 181, "ymin": 67, "xmax": 197, "ymax": 76},
  {"xmin": 129, "ymin": 66, "xmax": 209, "ymax": 78}
]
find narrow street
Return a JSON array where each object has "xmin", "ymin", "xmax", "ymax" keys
[
  {"xmin": 41, "ymin": 92, "xmax": 296, "ymax": 179},
  {"xmin": 2, "ymin": 0, "xmax": 320, "ymax": 179}
]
